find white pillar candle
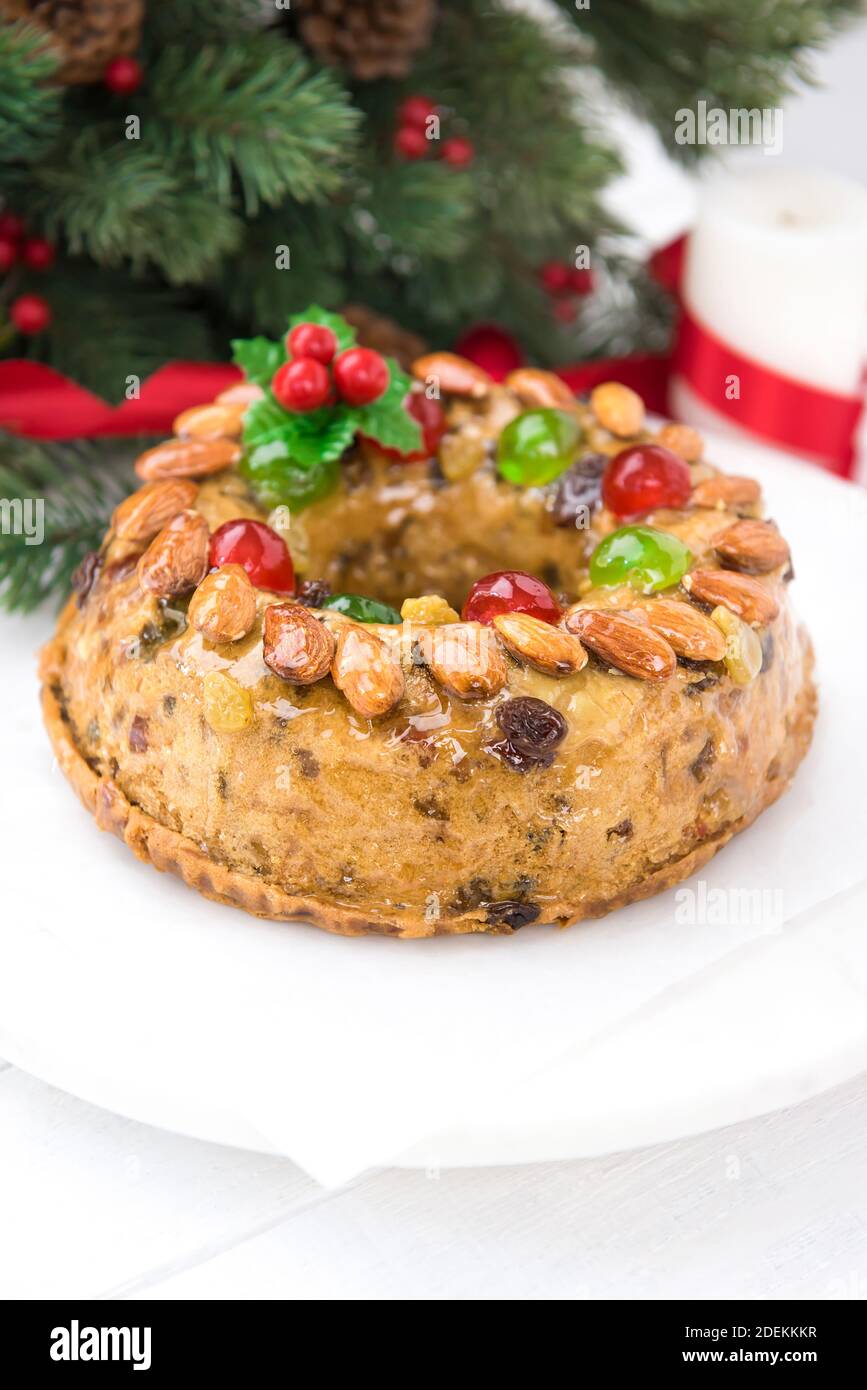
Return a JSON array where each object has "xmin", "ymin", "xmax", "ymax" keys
[{"xmin": 670, "ymin": 167, "xmax": 867, "ymax": 444}]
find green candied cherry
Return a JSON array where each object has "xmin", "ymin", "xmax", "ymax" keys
[
  {"xmin": 321, "ymin": 593, "xmax": 403, "ymax": 624},
  {"xmin": 590, "ymin": 525, "xmax": 692, "ymax": 594},
  {"xmin": 497, "ymin": 408, "xmax": 581, "ymax": 487}
]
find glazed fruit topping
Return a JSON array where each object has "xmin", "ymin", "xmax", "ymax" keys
[
  {"xmin": 551, "ymin": 453, "xmax": 606, "ymax": 526},
  {"xmin": 297, "ymin": 578, "xmax": 332, "ymax": 608},
  {"xmin": 589, "ymin": 525, "xmax": 692, "ymax": 593},
  {"xmin": 321, "ymin": 592, "xmax": 403, "ymax": 624},
  {"xmin": 271, "ymin": 357, "xmax": 333, "ymax": 413},
  {"xmin": 488, "ymin": 696, "xmax": 568, "ymax": 771},
  {"xmin": 286, "ymin": 321, "xmax": 338, "ymax": 365},
  {"xmin": 209, "ymin": 518, "xmax": 295, "ymax": 594},
  {"xmin": 602, "ymin": 443, "xmax": 692, "ymax": 519},
  {"xmin": 497, "ymin": 408, "xmax": 581, "ymax": 487},
  {"xmin": 462, "ymin": 570, "xmax": 561, "ymax": 626},
  {"xmin": 71, "ymin": 549, "xmax": 102, "ymax": 606}
]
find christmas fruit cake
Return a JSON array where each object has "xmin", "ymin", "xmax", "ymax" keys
[{"xmin": 40, "ymin": 308, "xmax": 816, "ymax": 938}]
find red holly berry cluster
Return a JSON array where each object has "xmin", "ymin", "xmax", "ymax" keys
[
  {"xmin": 272, "ymin": 322, "xmax": 391, "ymax": 413},
  {"xmin": 0, "ymin": 210, "xmax": 54, "ymax": 335},
  {"xmin": 393, "ymin": 94, "xmax": 474, "ymax": 167},
  {"xmin": 539, "ymin": 259, "xmax": 595, "ymax": 323}
]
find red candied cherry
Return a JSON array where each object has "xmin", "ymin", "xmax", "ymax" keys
[
  {"xmin": 394, "ymin": 125, "xmax": 429, "ymax": 160},
  {"xmin": 104, "ymin": 56, "xmax": 144, "ymax": 94},
  {"xmin": 209, "ymin": 519, "xmax": 295, "ymax": 593},
  {"xmin": 398, "ymin": 94, "xmax": 439, "ymax": 129},
  {"xmin": 333, "ymin": 347, "xmax": 389, "ymax": 406},
  {"xmin": 22, "ymin": 237, "xmax": 56, "ymax": 271},
  {"xmin": 441, "ymin": 136, "xmax": 475, "ymax": 168},
  {"xmin": 602, "ymin": 443, "xmax": 692, "ymax": 519},
  {"xmin": 286, "ymin": 321, "xmax": 337, "ymax": 365},
  {"xmin": 539, "ymin": 260, "xmax": 571, "ymax": 295},
  {"xmin": 272, "ymin": 357, "xmax": 332, "ymax": 413},
  {"xmin": 462, "ymin": 570, "xmax": 561, "ymax": 627},
  {"xmin": 0, "ymin": 212, "xmax": 25, "ymax": 240},
  {"xmin": 379, "ymin": 392, "xmax": 447, "ymax": 462},
  {"xmin": 10, "ymin": 293, "xmax": 51, "ymax": 334},
  {"xmin": 0, "ymin": 236, "xmax": 18, "ymax": 272}
]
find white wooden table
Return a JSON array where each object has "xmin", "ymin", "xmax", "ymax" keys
[{"xmin": 2, "ymin": 1056, "xmax": 866, "ymax": 1300}]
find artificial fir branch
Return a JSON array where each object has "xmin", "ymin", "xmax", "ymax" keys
[
  {"xmin": 0, "ymin": 434, "xmax": 148, "ymax": 613},
  {"xmin": 0, "ymin": 22, "xmax": 61, "ymax": 163},
  {"xmin": 139, "ymin": 35, "xmax": 360, "ymax": 216}
]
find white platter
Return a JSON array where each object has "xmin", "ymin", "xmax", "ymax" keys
[{"xmin": 2, "ymin": 434, "xmax": 866, "ymax": 1185}]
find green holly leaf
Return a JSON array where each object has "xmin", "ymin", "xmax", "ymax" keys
[
  {"xmin": 279, "ymin": 409, "xmax": 357, "ymax": 467},
  {"xmin": 350, "ymin": 359, "xmax": 423, "ymax": 453},
  {"xmin": 242, "ymin": 392, "xmax": 290, "ymax": 444},
  {"xmin": 231, "ymin": 335, "xmax": 284, "ymax": 387},
  {"xmin": 287, "ymin": 305, "xmax": 357, "ymax": 355}
]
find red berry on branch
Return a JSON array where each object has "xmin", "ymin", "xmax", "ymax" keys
[
  {"xmin": 398, "ymin": 94, "xmax": 438, "ymax": 129},
  {"xmin": 602, "ymin": 444, "xmax": 692, "ymax": 519},
  {"xmin": 104, "ymin": 56, "xmax": 144, "ymax": 94},
  {"xmin": 272, "ymin": 357, "xmax": 332, "ymax": 413},
  {"xmin": 552, "ymin": 298, "xmax": 577, "ymax": 323},
  {"xmin": 539, "ymin": 261, "xmax": 571, "ymax": 295},
  {"xmin": 379, "ymin": 391, "xmax": 447, "ymax": 462},
  {"xmin": 0, "ymin": 212, "xmax": 25, "ymax": 240},
  {"xmin": 441, "ymin": 136, "xmax": 474, "ymax": 168},
  {"xmin": 462, "ymin": 571, "xmax": 561, "ymax": 627},
  {"xmin": 0, "ymin": 236, "xmax": 18, "ymax": 272},
  {"xmin": 10, "ymin": 293, "xmax": 51, "ymax": 334},
  {"xmin": 569, "ymin": 266, "xmax": 595, "ymax": 296},
  {"xmin": 286, "ymin": 322, "xmax": 337, "ymax": 365},
  {"xmin": 394, "ymin": 124, "xmax": 430, "ymax": 160},
  {"xmin": 333, "ymin": 347, "xmax": 389, "ymax": 406},
  {"xmin": 22, "ymin": 237, "xmax": 56, "ymax": 271},
  {"xmin": 209, "ymin": 519, "xmax": 295, "ymax": 594}
]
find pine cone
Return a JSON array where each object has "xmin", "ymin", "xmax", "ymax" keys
[
  {"xmin": 297, "ymin": 0, "xmax": 437, "ymax": 81},
  {"xmin": 0, "ymin": 0, "xmax": 144, "ymax": 84},
  {"xmin": 342, "ymin": 304, "xmax": 427, "ymax": 371}
]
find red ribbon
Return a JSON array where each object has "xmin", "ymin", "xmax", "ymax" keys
[
  {"xmin": 0, "ymin": 359, "xmax": 240, "ymax": 440},
  {"xmin": 672, "ymin": 307, "xmax": 862, "ymax": 477}
]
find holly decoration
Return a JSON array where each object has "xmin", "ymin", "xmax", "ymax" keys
[
  {"xmin": 393, "ymin": 93, "xmax": 473, "ymax": 167},
  {"xmin": 272, "ymin": 357, "xmax": 332, "ymax": 413},
  {"xmin": 232, "ymin": 307, "xmax": 422, "ymax": 511},
  {"xmin": 104, "ymin": 56, "xmax": 144, "ymax": 95},
  {"xmin": 321, "ymin": 593, "xmax": 403, "ymax": 624},
  {"xmin": 286, "ymin": 322, "xmax": 337, "ymax": 364},
  {"xmin": 209, "ymin": 518, "xmax": 295, "ymax": 593},
  {"xmin": 441, "ymin": 136, "xmax": 475, "ymax": 167},
  {"xmin": 589, "ymin": 526, "xmax": 691, "ymax": 594},
  {"xmin": 463, "ymin": 571, "xmax": 562, "ymax": 626},
  {"xmin": 394, "ymin": 125, "xmax": 430, "ymax": 160},
  {"xmin": 22, "ymin": 237, "xmax": 56, "ymax": 270},
  {"xmin": 0, "ymin": 238, "xmax": 17, "ymax": 273},
  {"xmin": 539, "ymin": 258, "xmax": 594, "ymax": 322},
  {"xmin": 602, "ymin": 444, "xmax": 692, "ymax": 519},
  {"xmin": 10, "ymin": 294, "xmax": 51, "ymax": 335},
  {"xmin": 497, "ymin": 408, "xmax": 581, "ymax": 487},
  {"xmin": 376, "ymin": 390, "xmax": 446, "ymax": 462}
]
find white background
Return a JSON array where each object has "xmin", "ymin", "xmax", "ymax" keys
[{"xmin": 3, "ymin": 15, "xmax": 867, "ymax": 1300}]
